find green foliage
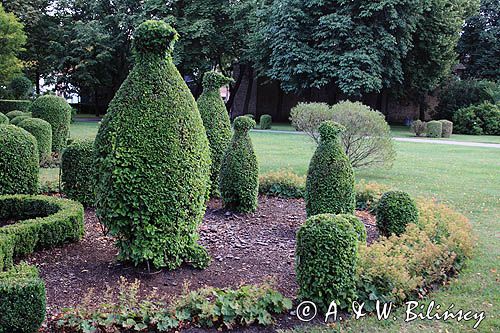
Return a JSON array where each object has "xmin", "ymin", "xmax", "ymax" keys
[
  {"xmin": 376, "ymin": 191, "xmax": 419, "ymax": 237},
  {"xmin": 0, "ymin": 112, "xmax": 8, "ymax": 124},
  {"xmin": 410, "ymin": 119, "xmax": 427, "ymax": 137},
  {"xmin": 197, "ymin": 71, "xmax": 233, "ymax": 197},
  {"xmin": 290, "ymin": 102, "xmax": 333, "ymax": 142},
  {"xmin": 30, "ymin": 95, "xmax": 71, "ymax": 152},
  {"xmin": 337, "ymin": 214, "xmax": 367, "ymax": 244},
  {"xmin": 0, "ymin": 125, "xmax": 38, "ymax": 195},
  {"xmin": 296, "ymin": 214, "xmax": 358, "ymax": 311},
  {"xmin": 9, "ymin": 76, "xmax": 32, "ymax": 99},
  {"xmin": 259, "ymin": 169, "xmax": 305, "ymax": 199},
  {"xmin": 453, "ymin": 102, "xmax": 500, "ymax": 135},
  {"xmin": 5, "ymin": 109, "xmax": 24, "ymax": 119},
  {"xmin": 305, "ymin": 121, "xmax": 355, "ymax": 217},
  {"xmin": 10, "ymin": 114, "xmax": 30, "ymax": 125},
  {"xmin": 0, "ymin": 100, "xmax": 31, "ymax": 114},
  {"xmin": 0, "ymin": 264, "xmax": 45, "ymax": 333},
  {"xmin": 17, "ymin": 118, "xmax": 52, "ymax": 162},
  {"xmin": 0, "ymin": 4, "xmax": 26, "ymax": 86},
  {"xmin": 61, "ymin": 140, "xmax": 95, "ymax": 206},
  {"xmin": 439, "ymin": 119, "xmax": 453, "ymax": 138},
  {"xmin": 94, "ymin": 20, "xmax": 211, "ymax": 270},
  {"xmin": 426, "ymin": 120, "xmax": 443, "ymax": 138},
  {"xmin": 259, "ymin": 114, "xmax": 272, "ymax": 129},
  {"xmin": 220, "ymin": 116, "xmax": 259, "ymax": 213}
]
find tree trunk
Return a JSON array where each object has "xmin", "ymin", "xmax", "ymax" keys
[
  {"xmin": 94, "ymin": 88, "xmax": 100, "ymax": 117},
  {"xmin": 226, "ymin": 63, "xmax": 245, "ymax": 112},
  {"xmin": 242, "ymin": 67, "xmax": 254, "ymax": 116},
  {"xmin": 276, "ymin": 87, "xmax": 284, "ymax": 119},
  {"xmin": 419, "ymin": 95, "xmax": 427, "ymax": 121},
  {"xmin": 35, "ymin": 70, "xmax": 40, "ymax": 95}
]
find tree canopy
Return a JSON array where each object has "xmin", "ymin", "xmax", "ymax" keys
[{"xmin": 0, "ymin": 3, "xmax": 26, "ymax": 88}]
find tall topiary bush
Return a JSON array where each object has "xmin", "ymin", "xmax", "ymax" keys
[
  {"xmin": 0, "ymin": 125, "xmax": 39, "ymax": 195},
  {"xmin": 296, "ymin": 214, "xmax": 358, "ymax": 311},
  {"xmin": 61, "ymin": 140, "xmax": 95, "ymax": 206},
  {"xmin": 219, "ymin": 116, "xmax": 259, "ymax": 213},
  {"xmin": 260, "ymin": 114, "xmax": 272, "ymax": 129},
  {"xmin": 376, "ymin": 191, "xmax": 418, "ymax": 237},
  {"xmin": 305, "ymin": 121, "xmax": 355, "ymax": 217},
  {"xmin": 197, "ymin": 71, "xmax": 233, "ymax": 197},
  {"xmin": 17, "ymin": 118, "xmax": 52, "ymax": 162},
  {"xmin": 30, "ymin": 95, "xmax": 71, "ymax": 153},
  {"xmin": 94, "ymin": 20, "xmax": 211, "ymax": 270},
  {"xmin": 426, "ymin": 120, "xmax": 442, "ymax": 138}
]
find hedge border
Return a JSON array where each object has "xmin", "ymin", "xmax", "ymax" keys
[{"xmin": 0, "ymin": 100, "xmax": 32, "ymax": 114}]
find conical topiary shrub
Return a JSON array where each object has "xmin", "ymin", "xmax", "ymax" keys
[
  {"xmin": 197, "ymin": 71, "xmax": 233, "ymax": 197},
  {"xmin": 219, "ymin": 116, "xmax": 259, "ymax": 213},
  {"xmin": 94, "ymin": 20, "xmax": 211, "ymax": 270},
  {"xmin": 305, "ymin": 120, "xmax": 355, "ymax": 217}
]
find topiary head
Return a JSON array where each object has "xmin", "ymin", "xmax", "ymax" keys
[
  {"xmin": 202, "ymin": 71, "xmax": 234, "ymax": 90},
  {"xmin": 133, "ymin": 20, "xmax": 179, "ymax": 57},
  {"xmin": 234, "ymin": 116, "xmax": 256, "ymax": 133},
  {"xmin": 319, "ymin": 120, "xmax": 345, "ymax": 142}
]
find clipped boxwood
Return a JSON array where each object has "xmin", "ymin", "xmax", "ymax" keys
[
  {"xmin": 0, "ymin": 125, "xmax": 39, "ymax": 195},
  {"xmin": 426, "ymin": 120, "xmax": 442, "ymax": 138},
  {"xmin": 296, "ymin": 214, "xmax": 358, "ymax": 311},
  {"xmin": 17, "ymin": 118, "xmax": 52, "ymax": 162},
  {"xmin": 376, "ymin": 191, "xmax": 418, "ymax": 237},
  {"xmin": 94, "ymin": 21, "xmax": 211, "ymax": 270},
  {"xmin": 0, "ymin": 113, "xmax": 8, "ymax": 125},
  {"xmin": 337, "ymin": 214, "xmax": 367, "ymax": 244},
  {"xmin": 259, "ymin": 114, "xmax": 272, "ymax": 129},
  {"xmin": 5, "ymin": 110, "xmax": 25, "ymax": 120},
  {"xmin": 219, "ymin": 116, "xmax": 259, "ymax": 213},
  {"xmin": 61, "ymin": 140, "xmax": 94, "ymax": 206},
  {"xmin": 197, "ymin": 71, "xmax": 233, "ymax": 198},
  {"xmin": 0, "ymin": 100, "xmax": 31, "ymax": 114},
  {"xmin": 439, "ymin": 120, "xmax": 453, "ymax": 138},
  {"xmin": 10, "ymin": 115, "xmax": 31, "ymax": 126},
  {"xmin": 305, "ymin": 121, "xmax": 355, "ymax": 217},
  {"xmin": 30, "ymin": 95, "xmax": 72, "ymax": 152}
]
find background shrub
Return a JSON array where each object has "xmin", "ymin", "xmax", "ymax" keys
[
  {"xmin": 290, "ymin": 102, "xmax": 331, "ymax": 142},
  {"xmin": 6, "ymin": 110, "xmax": 24, "ymax": 120},
  {"xmin": 296, "ymin": 214, "xmax": 358, "ymax": 311},
  {"xmin": 197, "ymin": 71, "xmax": 233, "ymax": 198},
  {"xmin": 453, "ymin": 102, "xmax": 500, "ymax": 135},
  {"xmin": 10, "ymin": 115, "xmax": 30, "ymax": 126},
  {"xmin": 9, "ymin": 76, "xmax": 32, "ymax": 99},
  {"xmin": 376, "ymin": 191, "xmax": 418, "ymax": 237},
  {"xmin": 0, "ymin": 113, "xmax": 8, "ymax": 124},
  {"xmin": 0, "ymin": 100, "xmax": 31, "ymax": 114},
  {"xmin": 439, "ymin": 120, "xmax": 453, "ymax": 138},
  {"xmin": 426, "ymin": 120, "xmax": 442, "ymax": 138},
  {"xmin": 220, "ymin": 116, "xmax": 259, "ymax": 213},
  {"xmin": 94, "ymin": 21, "xmax": 211, "ymax": 269},
  {"xmin": 410, "ymin": 120, "xmax": 426, "ymax": 137},
  {"xmin": 61, "ymin": 140, "xmax": 94, "ymax": 206},
  {"xmin": 30, "ymin": 95, "xmax": 72, "ymax": 152},
  {"xmin": 260, "ymin": 114, "xmax": 272, "ymax": 129},
  {"xmin": 305, "ymin": 121, "xmax": 355, "ymax": 217},
  {"xmin": 0, "ymin": 125, "xmax": 39, "ymax": 195},
  {"xmin": 259, "ymin": 169, "xmax": 305, "ymax": 198},
  {"xmin": 17, "ymin": 118, "xmax": 52, "ymax": 162}
]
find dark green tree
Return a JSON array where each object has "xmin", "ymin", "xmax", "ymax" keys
[{"xmin": 0, "ymin": 3, "xmax": 26, "ymax": 89}]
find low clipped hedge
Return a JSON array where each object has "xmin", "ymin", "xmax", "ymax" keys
[
  {"xmin": 5, "ymin": 110, "xmax": 25, "ymax": 120},
  {"xmin": 0, "ymin": 113, "xmax": 8, "ymax": 125},
  {"xmin": 426, "ymin": 120, "xmax": 443, "ymax": 138},
  {"xmin": 0, "ymin": 100, "xmax": 31, "ymax": 114},
  {"xmin": 376, "ymin": 191, "xmax": 418, "ymax": 237},
  {"xmin": 17, "ymin": 118, "xmax": 52, "ymax": 162},
  {"xmin": 259, "ymin": 114, "xmax": 272, "ymax": 129},
  {"xmin": 61, "ymin": 140, "xmax": 95, "ymax": 206}
]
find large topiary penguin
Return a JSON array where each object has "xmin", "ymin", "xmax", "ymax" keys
[
  {"xmin": 94, "ymin": 20, "xmax": 211, "ymax": 270},
  {"xmin": 197, "ymin": 71, "xmax": 233, "ymax": 197}
]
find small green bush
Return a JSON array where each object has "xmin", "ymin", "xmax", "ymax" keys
[
  {"xmin": 10, "ymin": 115, "xmax": 31, "ymax": 125},
  {"xmin": 439, "ymin": 120, "xmax": 453, "ymax": 138},
  {"xmin": 337, "ymin": 214, "xmax": 367, "ymax": 244},
  {"xmin": 376, "ymin": 191, "xmax": 418, "ymax": 237},
  {"xmin": 220, "ymin": 116, "xmax": 259, "ymax": 212},
  {"xmin": 0, "ymin": 113, "xmax": 8, "ymax": 124},
  {"xmin": 0, "ymin": 125, "xmax": 39, "ymax": 195},
  {"xmin": 0, "ymin": 264, "xmax": 45, "ymax": 333},
  {"xmin": 260, "ymin": 114, "xmax": 272, "ymax": 129},
  {"xmin": 259, "ymin": 169, "xmax": 305, "ymax": 198},
  {"xmin": 0, "ymin": 100, "xmax": 31, "ymax": 114},
  {"xmin": 305, "ymin": 121, "xmax": 355, "ymax": 217},
  {"xmin": 426, "ymin": 120, "xmax": 442, "ymax": 138},
  {"xmin": 61, "ymin": 140, "xmax": 95, "ymax": 206},
  {"xmin": 17, "ymin": 118, "xmax": 52, "ymax": 162},
  {"xmin": 296, "ymin": 214, "xmax": 358, "ymax": 311},
  {"xmin": 9, "ymin": 76, "xmax": 33, "ymax": 99},
  {"xmin": 30, "ymin": 95, "xmax": 72, "ymax": 152},
  {"xmin": 5, "ymin": 110, "xmax": 24, "ymax": 120},
  {"xmin": 410, "ymin": 120, "xmax": 426, "ymax": 137}
]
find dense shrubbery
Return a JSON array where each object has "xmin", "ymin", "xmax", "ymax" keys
[
  {"xmin": 259, "ymin": 169, "xmax": 305, "ymax": 198},
  {"xmin": 305, "ymin": 121, "xmax": 355, "ymax": 216},
  {"xmin": 0, "ymin": 125, "xmax": 39, "ymax": 195},
  {"xmin": 30, "ymin": 95, "xmax": 72, "ymax": 152},
  {"xmin": 337, "ymin": 214, "xmax": 367, "ymax": 244},
  {"xmin": 17, "ymin": 118, "xmax": 52, "ymax": 162},
  {"xmin": 197, "ymin": 71, "xmax": 233, "ymax": 197},
  {"xmin": 426, "ymin": 120, "xmax": 442, "ymax": 138},
  {"xmin": 94, "ymin": 21, "xmax": 211, "ymax": 269},
  {"xmin": 296, "ymin": 214, "xmax": 358, "ymax": 311},
  {"xmin": 5, "ymin": 110, "xmax": 24, "ymax": 119},
  {"xmin": 260, "ymin": 114, "xmax": 272, "ymax": 129},
  {"xmin": 9, "ymin": 76, "xmax": 32, "ymax": 99},
  {"xmin": 61, "ymin": 140, "xmax": 95, "ymax": 206},
  {"xmin": 0, "ymin": 112, "xmax": 8, "ymax": 124},
  {"xmin": 10, "ymin": 115, "xmax": 30, "ymax": 125},
  {"xmin": 220, "ymin": 116, "xmax": 259, "ymax": 212},
  {"xmin": 410, "ymin": 119, "xmax": 426, "ymax": 136},
  {"xmin": 376, "ymin": 191, "xmax": 419, "ymax": 237},
  {"xmin": 0, "ymin": 100, "xmax": 31, "ymax": 114},
  {"xmin": 439, "ymin": 120, "xmax": 453, "ymax": 137},
  {"xmin": 453, "ymin": 102, "xmax": 500, "ymax": 135}
]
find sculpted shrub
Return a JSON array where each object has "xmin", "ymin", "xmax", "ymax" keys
[
  {"xmin": 337, "ymin": 214, "xmax": 367, "ymax": 244},
  {"xmin": 197, "ymin": 71, "xmax": 233, "ymax": 197},
  {"xmin": 439, "ymin": 120, "xmax": 453, "ymax": 137},
  {"xmin": 219, "ymin": 116, "xmax": 259, "ymax": 212},
  {"xmin": 0, "ymin": 113, "xmax": 8, "ymax": 124},
  {"xmin": 17, "ymin": 118, "xmax": 52, "ymax": 162},
  {"xmin": 426, "ymin": 120, "xmax": 442, "ymax": 138},
  {"xmin": 410, "ymin": 119, "xmax": 426, "ymax": 137},
  {"xmin": 5, "ymin": 110, "xmax": 24, "ymax": 120},
  {"xmin": 305, "ymin": 121, "xmax": 355, "ymax": 217},
  {"xmin": 259, "ymin": 114, "xmax": 272, "ymax": 129},
  {"xmin": 94, "ymin": 20, "xmax": 211, "ymax": 269},
  {"xmin": 61, "ymin": 140, "xmax": 95, "ymax": 206},
  {"xmin": 376, "ymin": 191, "xmax": 418, "ymax": 237}
]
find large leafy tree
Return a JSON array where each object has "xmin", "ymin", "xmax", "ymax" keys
[
  {"xmin": 0, "ymin": 3, "xmax": 26, "ymax": 89},
  {"xmin": 458, "ymin": 0, "xmax": 500, "ymax": 80}
]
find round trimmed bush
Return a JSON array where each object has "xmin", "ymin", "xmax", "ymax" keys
[
  {"xmin": 0, "ymin": 126, "xmax": 39, "ymax": 195},
  {"xmin": 260, "ymin": 114, "xmax": 272, "ymax": 129},
  {"xmin": 9, "ymin": 76, "xmax": 32, "ymax": 99},
  {"xmin": 5, "ymin": 110, "xmax": 24, "ymax": 120},
  {"xmin": 10, "ymin": 115, "xmax": 31, "ymax": 126},
  {"xmin": 94, "ymin": 20, "xmax": 211, "ymax": 270},
  {"xmin": 376, "ymin": 191, "xmax": 418, "ymax": 237},
  {"xmin": 410, "ymin": 120, "xmax": 426, "ymax": 137},
  {"xmin": 61, "ymin": 140, "xmax": 94, "ymax": 207},
  {"xmin": 426, "ymin": 120, "xmax": 442, "ymax": 138},
  {"xmin": 220, "ymin": 116, "xmax": 259, "ymax": 213},
  {"xmin": 30, "ymin": 95, "xmax": 72, "ymax": 153},
  {"xmin": 17, "ymin": 118, "xmax": 52, "ymax": 162},
  {"xmin": 0, "ymin": 113, "xmax": 8, "ymax": 125},
  {"xmin": 296, "ymin": 214, "xmax": 358, "ymax": 311},
  {"xmin": 197, "ymin": 71, "xmax": 233, "ymax": 198},
  {"xmin": 305, "ymin": 121, "xmax": 355, "ymax": 217},
  {"xmin": 337, "ymin": 214, "xmax": 367, "ymax": 244},
  {"xmin": 439, "ymin": 120, "xmax": 453, "ymax": 138}
]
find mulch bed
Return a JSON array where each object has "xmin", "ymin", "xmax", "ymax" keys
[{"xmin": 25, "ymin": 196, "xmax": 378, "ymax": 332}]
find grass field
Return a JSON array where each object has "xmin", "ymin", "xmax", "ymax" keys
[{"xmin": 43, "ymin": 121, "xmax": 499, "ymax": 332}]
